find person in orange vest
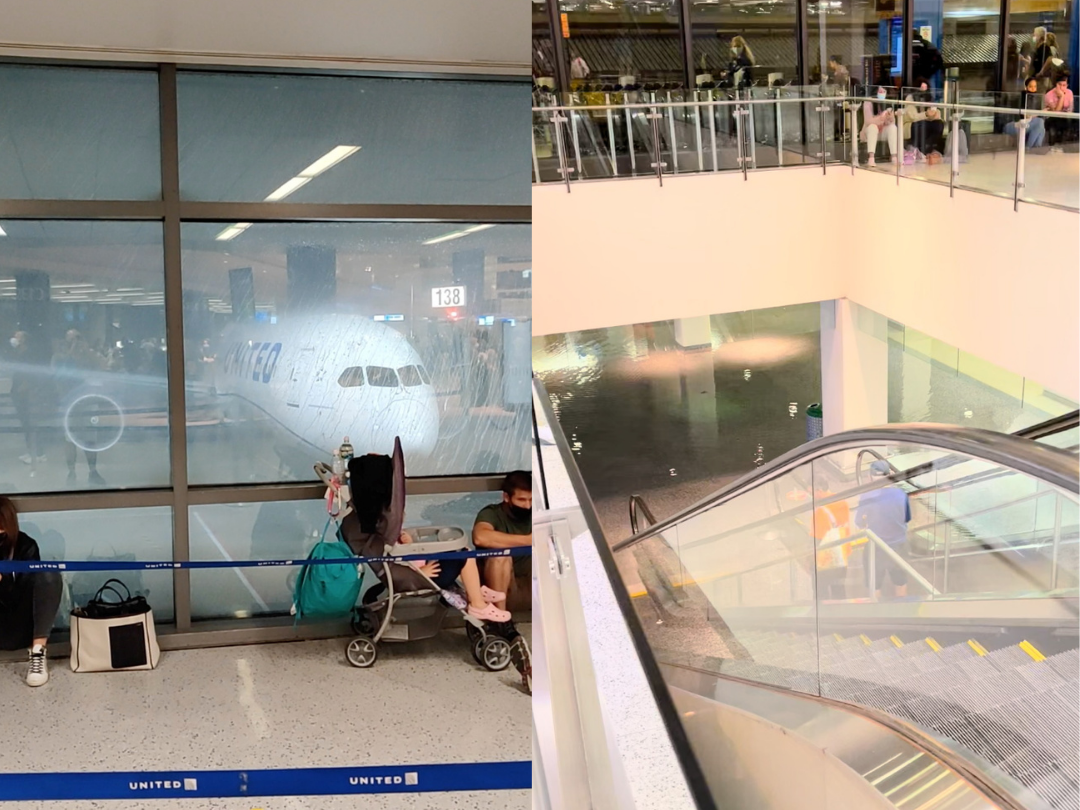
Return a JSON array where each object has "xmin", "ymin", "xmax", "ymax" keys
[{"xmin": 813, "ymin": 489, "xmax": 851, "ymax": 600}]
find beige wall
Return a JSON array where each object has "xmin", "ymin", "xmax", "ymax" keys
[
  {"xmin": 533, "ymin": 167, "xmax": 1080, "ymax": 402},
  {"xmin": 0, "ymin": 0, "xmax": 528, "ymax": 73}
]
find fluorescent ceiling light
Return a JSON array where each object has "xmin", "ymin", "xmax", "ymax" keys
[
  {"xmin": 216, "ymin": 223, "xmax": 253, "ymax": 242},
  {"xmin": 0, "ymin": 225, "xmax": 6, "ymax": 237},
  {"xmin": 51, "ymin": 282, "xmax": 97, "ymax": 289},
  {"xmin": 422, "ymin": 224, "xmax": 496, "ymax": 246},
  {"xmin": 265, "ymin": 176, "xmax": 312, "ymax": 202},
  {"xmin": 298, "ymin": 146, "xmax": 361, "ymax": 178},
  {"xmin": 115, "ymin": 287, "xmax": 143, "ymax": 292}
]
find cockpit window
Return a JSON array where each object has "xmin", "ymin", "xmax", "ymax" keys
[
  {"xmin": 337, "ymin": 367, "xmax": 365, "ymax": 388},
  {"xmin": 366, "ymin": 366, "xmax": 399, "ymax": 388},
  {"xmin": 398, "ymin": 365, "xmax": 423, "ymax": 387},
  {"xmin": 417, "ymin": 365, "xmax": 431, "ymax": 385}
]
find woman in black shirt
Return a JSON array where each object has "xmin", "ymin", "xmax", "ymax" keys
[{"xmin": 0, "ymin": 497, "xmax": 62, "ymax": 686}]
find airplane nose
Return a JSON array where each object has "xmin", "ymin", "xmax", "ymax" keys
[{"xmin": 372, "ymin": 395, "xmax": 439, "ymax": 459}]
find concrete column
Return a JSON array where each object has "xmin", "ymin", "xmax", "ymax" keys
[
  {"xmin": 673, "ymin": 315, "xmax": 712, "ymax": 351},
  {"xmin": 228, "ymin": 267, "xmax": 255, "ymax": 322},
  {"xmin": 820, "ymin": 299, "xmax": 888, "ymax": 436},
  {"xmin": 286, "ymin": 246, "xmax": 336, "ymax": 316}
]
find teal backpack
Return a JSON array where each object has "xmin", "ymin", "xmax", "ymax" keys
[{"xmin": 292, "ymin": 519, "xmax": 363, "ymax": 622}]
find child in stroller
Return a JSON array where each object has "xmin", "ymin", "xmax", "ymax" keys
[{"xmin": 332, "ymin": 437, "xmax": 513, "ymax": 670}]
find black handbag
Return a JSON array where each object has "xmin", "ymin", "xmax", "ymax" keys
[{"xmin": 75, "ymin": 579, "xmax": 152, "ymax": 620}]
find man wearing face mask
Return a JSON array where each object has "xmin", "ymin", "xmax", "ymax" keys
[{"xmin": 473, "ymin": 470, "xmax": 532, "ymax": 692}]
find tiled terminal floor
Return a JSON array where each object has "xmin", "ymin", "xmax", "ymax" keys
[{"xmin": 0, "ymin": 632, "xmax": 531, "ymax": 809}]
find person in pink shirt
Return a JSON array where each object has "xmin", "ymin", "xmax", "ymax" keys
[{"xmin": 1044, "ymin": 73, "xmax": 1074, "ymax": 147}]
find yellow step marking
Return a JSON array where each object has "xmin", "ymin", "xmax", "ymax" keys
[
  {"xmin": 833, "ymin": 633, "xmax": 844, "ymax": 643},
  {"xmin": 860, "ymin": 634, "xmax": 872, "ymax": 645},
  {"xmin": 1019, "ymin": 640, "xmax": 1046, "ymax": 662},
  {"xmin": 925, "ymin": 637, "xmax": 941, "ymax": 652},
  {"xmin": 890, "ymin": 635, "xmax": 904, "ymax": 648},
  {"xmin": 967, "ymin": 639, "xmax": 988, "ymax": 656}
]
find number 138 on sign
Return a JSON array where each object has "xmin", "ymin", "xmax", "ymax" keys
[{"xmin": 431, "ymin": 286, "xmax": 466, "ymax": 308}]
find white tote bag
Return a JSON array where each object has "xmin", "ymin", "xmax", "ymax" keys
[{"xmin": 70, "ymin": 579, "xmax": 161, "ymax": 673}]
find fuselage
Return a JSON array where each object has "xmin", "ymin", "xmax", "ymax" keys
[{"xmin": 214, "ymin": 314, "xmax": 440, "ymax": 459}]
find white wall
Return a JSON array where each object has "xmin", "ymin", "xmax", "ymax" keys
[
  {"xmin": 533, "ymin": 167, "xmax": 1080, "ymax": 402},
  {"xmin": 0, "ymin": 0, "xmax": 528, "ymax": 74}
]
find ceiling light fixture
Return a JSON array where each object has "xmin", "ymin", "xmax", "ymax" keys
[
  {"xmin": 422, "ymin": 223, "xmax": 496, "ymax": 246},
  {"xmin": 216, "ymin": 145, "xmax": 360, "ymax": 241},
  {"xmin": 0, "ymin": 225, "xmax": 7, "ymax": 237}
]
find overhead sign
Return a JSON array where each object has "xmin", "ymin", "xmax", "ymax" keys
[
  {"xmin": 431, "ymin": 286, "xmax": 466, "ymax": 309},
  {"xmin": 561, "ymin": 12, "xmax": 570, "ymax": 38},
  {"xmin": 373, "ymin": 314, "xmax": 404, "ymax": 322}
]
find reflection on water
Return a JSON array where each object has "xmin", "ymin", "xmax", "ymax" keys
[{"xmin": 534, "ymin": 307, "xmax": 823, "ymax": 541}]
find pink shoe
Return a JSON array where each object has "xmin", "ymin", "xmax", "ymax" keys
[
  {"xmin": 468, "ymin": 603, "xmax": 511, "ymax": 623},
  {"xmin": 480, "ymin": 586, "xmax": 506, "ymax": 604}
]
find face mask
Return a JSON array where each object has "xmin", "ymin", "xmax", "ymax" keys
[
  {"xmin": 509, "ymin": 505, "xmax": 531, "ymax": 522},
  {"xmin": 731, "ymin": 48, "xmax": 739, "ymax": 56}
]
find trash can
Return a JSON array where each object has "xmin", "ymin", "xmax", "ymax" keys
[{"xmin": 806, "ymin": 403, "xmax": 823, "ymax": 442}]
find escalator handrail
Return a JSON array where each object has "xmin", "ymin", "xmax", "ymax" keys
[
  {"xmin": 612, "ymin": 423, "xmax": 1079, "ymax": 553},
  {"xmin": 1015, "ymin": 409, "xmax": 1079, "ymax": 441},
  {"xmin": 629, "ymin": 493, "xmax": 659, "ymax": 535},
  {"xmin": 659, "ymin": 660, "xmax": 1046, "ymax": 810}
]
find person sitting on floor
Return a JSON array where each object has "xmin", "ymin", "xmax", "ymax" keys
[{"xmin": 0, "ymin": 496, "xmax": 62, "ymax": 687}]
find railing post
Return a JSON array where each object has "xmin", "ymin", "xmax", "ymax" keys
[
  {"xmin": 735, "ymin": 97, "xmax": 748, "ymax": 181},
  {"xmin": 895, "ymin": 106, "xmax": 904, "ymax": 186},
  {"xmin": 851, "ymin": 102, "xmax": 859, "ymax": 175},
  {"xmin": 693, "ymin": 90, "xmax": 704, "ymax": 173},
  {"xmin": 569, "ymin": 107, "xmax": 584, "ymax": 179},
  {"xmin": 648, "ymin": 107, "xmax": 665, "ymax": 187},
  {"xmin": 551, "ymin": 111, "xmax": 573, "ymax": 193},
  {"xmin": 666, "ymin": 90, "xmax": 679, "ymax": 174},
  {"xmin": 625, "ymin": 100, "xmax": 637, "ymax": 174},
  {"xmin": 1013, "ymin": 118, "xmax": 1028, "ymax": 212},
  {"xmin": 776, "ymin": 89, "xmax": 784, "ymax": 167},
  {"xmin": 531, "ymin": 115, "xmax": 541, "ymax": 183},
  {"xmin": 605, "ymin": 93, "xmax": 618, "ymax": 177},
  {"xmin": 747, "ymin": 93, "xmax": 758, "ymax": 170},
  {"xmin": 708, "ymin": 91, "xmax": 718, "ymax": 171},
  {"xmin": 950, "ymin": 112, "xmax": 960, "ymax": 197},
  {"xmin": 819, "ymin": 103, "xmax": 828, "ymax": 174}
]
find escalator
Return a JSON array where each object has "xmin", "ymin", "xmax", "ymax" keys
[{"xmin": 536, "ymin": 377, "xmax": 1079, "ymax": 810}]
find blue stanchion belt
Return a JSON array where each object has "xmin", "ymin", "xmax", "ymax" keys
[
  {"xmin": 0, "ymin": 546, "xmax": 531, "ymax": 574},
  {"xmin": 0, "ymin": 760, "xmax": 531, "ymax": 801}
]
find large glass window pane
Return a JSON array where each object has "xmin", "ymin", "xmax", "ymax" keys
[
  {"xmin": 808, "ymin": 1, "xmax": 905, "ymax": 90},
  {"xmin": 534, "ymin": 1, "xmax": 558, "ymax": 87},
  {"xmin": 0, "ymin": 222, "xmax": 169, "ymax": 493},
  {"xmin": 190, "ymin": 491, "xmax": 510, "ymax": 620},
  {"xmin": 0, "ymin": 66, "xmax": 161, "ymax": 200},
  {"xmin": 924, "ymin": 2, "xmax": 999, "ymax": 90},
  {"xmin": 182, "ymin": 222, "xmax": 532, "ymax": 484},
  {"xmin": 1008, "ymin": 5, "xmax": 1074, "ymax": 93},
  {"xmin": 22, "ymin": 506, "xmax": 174, "ymax": 629},
  {"xmin": 557, "ymin": 1, "xmax": 684, "ymax": 89},
  {"xmin": 690, "ymin": 0, "xmax": 800, "ymax": 88},
  {"xmin": 177, "ymin": 73, "xmax": 530, "ymax": 205}
]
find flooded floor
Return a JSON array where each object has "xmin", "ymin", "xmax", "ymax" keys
[{"xmin": 533, "ymin": 307, "xmax": 823, "ymax": 543}]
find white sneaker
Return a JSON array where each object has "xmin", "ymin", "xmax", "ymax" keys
[
  {"xmin": 18, "ymin": 454, "xmax": 32, "ymax": 465},
  {"xmin": 26, "ymin": 645, "xmax": 48, "ymax": 687}
]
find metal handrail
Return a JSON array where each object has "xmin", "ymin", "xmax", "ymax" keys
[
  {"xmin": 533, "ymin": 95, "xmax": 1080, "ymax": 120},
  {"xmin": 629, "ymin": 493, "xmax": 659, "ymax": 536},
  {"xmin": 612, "ymin": 424, "xmax": 1079, "ymax": 553}
]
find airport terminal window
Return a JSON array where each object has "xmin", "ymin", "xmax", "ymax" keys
[
  {"xmin": 189, "ymin": 491, "xmax": 505, "ymax": 621},
  {"xmin": 807, "ymin": 0, "xmax": 905, "ymax": 88},
  {"xmin": 1008, "ymin": 9, "xmax": 1074, "ymax": 93},
  {"xmin": 0, "ymin": 221, "xmax": 169, "ymax": 494},
  {"xmin": 337, "ymin": 367, "xmax": 365, "ymax": 388},
  {"xmin": 366, "ymin": 366, "xmax": 399, "ymax": 388},
  {"xmin": 533, "ymin": 2, "xmax": 558, "ymax": 84},
  {"xmin": 176, "ymin": 72, "xmax": 530, "ymax": 205},
  {"xmin": 557, "ymin": 0, "xmax": 685, "ymax": 88},
  {"xmin": 398, "ymin": 365, "xmax": 424, "ymax": 387},
  {"xmin": 22, "ymin": 506, "xmax": 175, "ymax": 627},
  {"xmin": 689, "ymin": 0, "xmax": 800, "ymax": 87},
  {"xmin": 181, "ymin": 221, "xmax": 533, "ymax": 484},
  {"xmin": 0, "ymin": 65, "xmax": 161, "ymax": 200}
]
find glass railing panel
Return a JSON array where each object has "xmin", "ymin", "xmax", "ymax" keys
[
  {"xmin": 532, "ymin": 106, "xmax": 566, "ymax": 184},
  {"xmin": 1038, "ymin": 425, "xmax": 1080, "ymax": 454},
  {"xmin": 1022, "ymin": 107, "xmax": 1080, "ymax": 210},
  {"xmin": 693, "ymin": 88, "xmax": 742, "ymax": 173}
]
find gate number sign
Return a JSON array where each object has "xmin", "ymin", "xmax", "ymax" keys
[{"xmin": 431, "ymin": 286, "xmax": 466, "ymax": 308}]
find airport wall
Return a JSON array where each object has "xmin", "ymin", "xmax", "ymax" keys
[
  {"xmin": 0, "ymin": 0, "xmax": 528, "ymax": 74},
  {"xmin": 533, "ymin": 167, "xmax": 1080, "ymax": 402}
]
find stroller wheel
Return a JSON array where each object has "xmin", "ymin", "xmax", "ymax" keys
[
  {"xmin": 479, "ymin": 636, "xmax": 512, "ymax": 672},
  {"xmin": 346, "ymin": 636, "xmax": 378, "ymax": 668},
  {"xmin": 465, "ymin": 621, "xmax": 482, "ymax": 647},
  {"xmin": 352, "ymin": 611, "xmax": 377, "ymax": 637}
]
